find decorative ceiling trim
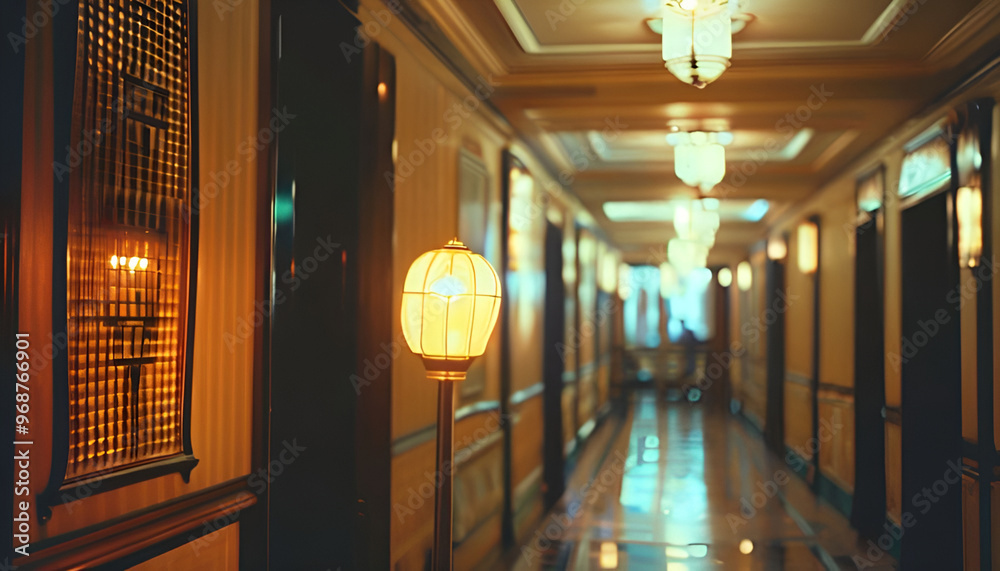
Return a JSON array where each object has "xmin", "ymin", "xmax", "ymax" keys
[
  {"xmin": 559, "ymin": 128, "xmax": 815, "ymax": 165},
  {"xmin": 922, "ymin": 0, "xmax": 1000, "ymax": 66},
  {"xmin": 493, "ymin": 0, "xmax": 910, "ymax": 55},
  {"xmin": 420, "ymin": 0, "xmax": 509, "ymax": 76}
]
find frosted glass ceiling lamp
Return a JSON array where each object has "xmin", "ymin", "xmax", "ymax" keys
[
  {"xmin": 661, "ymin": 0, "xmax": 733, "ymax": 89},
  {"xmin": 668, "ymin": 238, "xmax": 709, "ymax": 277},
  {"xmin": 673, "ymin": 199, "xmax": 721, "ymax": 248},
  {"xmin": 667, "ymin": 131, "xmax": 730, "ymax": 192},
  {"xmin": 660, "ymin": 262, "xmax": 682, "ymax": 298}
]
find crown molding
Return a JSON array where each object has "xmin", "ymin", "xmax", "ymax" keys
[
  {"xmin": 922, "ymin": 0, "xmax": 1000, "ymax": 69},
  {"xmin": 420, "ymin": 0, "xmax": 509, "ymax": 77}
]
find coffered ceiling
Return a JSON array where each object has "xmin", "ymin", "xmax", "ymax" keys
[{"xmin": 403, "ymin": 0, "xmax": 1000, "ymax": 263}]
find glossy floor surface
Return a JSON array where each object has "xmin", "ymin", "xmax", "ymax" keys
[{"xmin": 502, "ymin": 391, "xmax": 896, "ymax": 570}]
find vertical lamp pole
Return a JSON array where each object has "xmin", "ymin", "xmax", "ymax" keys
[{"xmin": 401, "ymin": 239, "xmax": 502, "ymax": 571}]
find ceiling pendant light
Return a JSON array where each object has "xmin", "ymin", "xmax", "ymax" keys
[
  {"xmin": 673, "ymin": 199, "xmax": 720, "ymax": 248},
  {"xmin": 661, "ymin": 0, "xmax": 733, "ymax": 88},
  {"xmin": 667, "ymin": 131, "xmax": 731, "ymax": 192}
]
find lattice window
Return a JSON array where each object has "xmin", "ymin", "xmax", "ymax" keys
[{"xmin": 65, "ymin": 0, "xmax": 193, "ymax": 483}]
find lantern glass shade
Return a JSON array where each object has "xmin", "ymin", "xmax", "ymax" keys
[
  {"xmin": 717, "ymin": 267, "xmax": 733, "ymax": 288},
  {"xmin": 797, "ymin": 222, "xmax": 819, "ymax": 274},
  {"xmin": 401, "ymin": 239, "xmax": 502, "ymax": 381},
  {"xmin": 737, "ymin": 261, "xmax": 752, "ymax": 291},
  {"xmin": 661, "ymin": 4, "xmax": 732, "ymax": 87},
  {"xmin": 957, "ymin": 185, "xmax": 983, "ymax": 268},
  {"xmin": 668, "ymin": 132, "xmax": 728, "ymax": 192}
]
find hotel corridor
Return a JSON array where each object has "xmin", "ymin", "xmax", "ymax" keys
[
  {"xmin": 5, "ymin": 0, "xmax": 1000, "ymax": 569},
  {"xmin": 506, "ymin": 392, "xmax": 894, "ymax": 571}
]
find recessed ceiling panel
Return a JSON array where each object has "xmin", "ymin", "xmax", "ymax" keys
[{"xmin": 501, "ymin": 0, "xmax": 898, "ymax": 51}]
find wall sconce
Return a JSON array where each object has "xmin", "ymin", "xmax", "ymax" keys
[
  {"xmin": 767, "ymin": 236, "xmax": 787, "ymax": 261},
  {"xmin": 956, "ymin": 184, "xmax": 983, "ymax": 268},
  {"xmin": 797, "ymin": 221, "xmax": 819, "ymax": 274},
  {"xmin": 401, "ymin": 238, "xmax": 501, "ymax": 571},
  {"xmin": 737, "ymin": 261, "xmax": 752, "ymax": 291},
  {"xmin": 717, "ymin": 266, "xmax": 732, "ymax": 288}
]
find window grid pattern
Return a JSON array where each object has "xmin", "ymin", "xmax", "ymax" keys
[{"xmin": 66, "ymin": 0, "xmax": 191, "ymax": 482}]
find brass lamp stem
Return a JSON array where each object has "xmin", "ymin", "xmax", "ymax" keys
[{"xmin": 432, "ymin": 380, "xmax": 456, "ymax": 571}]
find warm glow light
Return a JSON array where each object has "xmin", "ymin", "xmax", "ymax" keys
[
  {"xmin": 599, "ymin": 542, "xmax": 619, "ymax": 569},
  {"xmin": 661, "ymin": 1, "xmax": 732, "ymax": 88},
  {"xmin": 957, "ymin": 185, "xmax": 983, "ymax": 268},
  {"xmin": 737, "ymin": 261, "xmax": 752, "ymax": 291},
  {"xmin": 797, "ymin": 222, "xmax": 819, "ymax": 274},
  {"xmin": 618, "ymin": 264, "xmax": 633, "ymax": 300},
  {"xmin": 119, "ymin": 256, "xmax": 127, "ymax": 266},
  {"xmin": 668, "ymin": 238, "xmax": 709, "ymax": 277},
  {"xmin": 128, "ymin": 256, "xmax": 140, "ymax": 271},
  {"xmin": 767, "ymin": 236, "xmax": 787, "ymax": 260},
  {"xmin": 377, "ymin": 82, "xmax": 387, "ymax": 98},
  {"xmin": 668, "ymin": 132, "xmax": 729, "ymax": 192},
  {"xmin": 717, "ymin": 267, "xmax": 732, "ymax": 287},
  {"xmin": 739, "ymin": 539, "xmax": 754, "ymax": 554},
  {"xmin": 660, "ymin": 262, "xmax": 681, "ymax": 298},
  {"xmin": 109, "ymin": 255, "xmax": 118, "ymax": 269},
  {"xmin": 401, "ymin": 239, "xmax": 502, "ymax": 381},
  {"xmin": 665, "ymin": 546, "xmax": 690, "ymax": 559},
  {"xmin": 138, "ymin": 257, "xmax": 149, "ymax": 270}
]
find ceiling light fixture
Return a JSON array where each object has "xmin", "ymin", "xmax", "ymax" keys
[
  {"xmin": 667, "ymin": 131, "xmax": 730, "ymax": 192},
  {"xmin": 661, "ymin": 0, "xmax": 733, "ymax": 88}
]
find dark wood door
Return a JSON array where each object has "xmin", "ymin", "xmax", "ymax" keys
[{"xmin": 900, "ymin": 190, "xmax": 962, "ymax": 569}]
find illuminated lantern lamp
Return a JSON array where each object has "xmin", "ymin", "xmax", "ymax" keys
[
  {"xmin": 957, "ymin": 184, "xmax": 983, "ymax": 268},
  {"xmin": 797, "ymin": 221, "xmax": 819, "ymax": 274},
  {"xmin": 401, "ymin": 239, "xmax": 502, "ymax": 571},
  {"xmin": 737, "ymin": 260, "xmax": 752, "ymax": 291}
]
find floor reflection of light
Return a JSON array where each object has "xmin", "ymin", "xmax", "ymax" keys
[
  {"xmin": 665, "ymin": 546, "xmax": 690, "ymax": 559},
  {"xmin": 599, "ymin": 542, "xmax": 619, "ymax": 569},
  {"xmin": 666, "ymin": 563, "xmax": 689, "ymax": 571},
  {"xmin": 687, "ymin": 544, "xmax": 708, "ymax": 558},
  {"xmin": 739, "ymin": 539, "xmax": 754, "ymax": 554}
]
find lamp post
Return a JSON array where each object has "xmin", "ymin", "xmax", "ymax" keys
[{"xmin": 401, "ymin": 239, "xmax": 502, "ymax": 571}]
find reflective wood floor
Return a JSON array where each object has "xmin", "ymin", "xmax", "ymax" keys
[{"xmin": 501, "ymin": 391, "xmax": 897, "ymax": 570}]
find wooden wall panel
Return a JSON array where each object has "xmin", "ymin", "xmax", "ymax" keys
[
  {"xmin": 785, "ymin": 229, "xmax": 815, "ymax": 381},
  {"xmin": 886, "ymin": 421, "xmax": 903, "ymax": 523},
  {"xmin": 818, "ymin": 395, "xmax": 855, "ymax": 491},
  {"xmin": 964, "ymin": 474, "xmax": 981, "ymax": 571},
  {"xmin": 784, "ymin": 381, "xmax": 813, "ymax": 458},
  {"xmin": 130, "ymin": 524, "xmax": 239, "ymax": 570},
  {"xmin": 960, "ymin": 267, "xmax": 979, "ymax": 443}
]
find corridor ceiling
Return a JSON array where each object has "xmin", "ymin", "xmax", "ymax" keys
[{"xmin": 403, "ymin": 0, "xmax": 1000, "ymax": 263}]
